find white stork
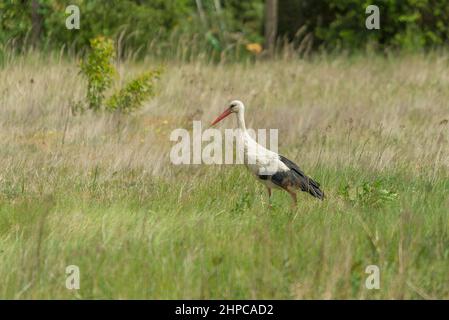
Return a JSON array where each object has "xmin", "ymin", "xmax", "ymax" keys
[{"xmin": 211, "ymin": 100, "xmax": 324, "ymax": 207}]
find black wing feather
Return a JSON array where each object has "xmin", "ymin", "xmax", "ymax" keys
[{"xmin": 279, "ymin": 155, "xmax": 324, "ymax": 200}]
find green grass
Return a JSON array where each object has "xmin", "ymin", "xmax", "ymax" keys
[
  {"xmin": 0, "ymin": 52, "xmax": 448, "ymax": 299},
  {"xmin": 0, "ymin": 165, "xmax": 447, "ymax": 299}
]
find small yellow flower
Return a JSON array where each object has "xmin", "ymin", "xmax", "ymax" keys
[{"xmin": 246, "ymin": 43, "xmax": 263, "ymax": 55}]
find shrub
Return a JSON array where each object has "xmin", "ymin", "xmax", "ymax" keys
[
  {"xmin": 78, "ymin": 36, "xmax": 159, "ymax": 114},
  {"xmin": 80, "ymin": 36, "xmax": 116, "ymax": 111},
  {"xmin": 339, "ymin": 178, "xmax": 398, "ymax": 208},
  {"xmin": 106, "ymin": 70, "xmax": 160, "ymax": 114}
]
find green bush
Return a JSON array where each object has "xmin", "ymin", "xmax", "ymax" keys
[
  {"xmin": 80, "ymin": 36, "xmax": 116, "ymax": 111},
  {"xmin": 106, "ymin": 70, "xmax": 160, "ymax": 114},
  {"xmin": 78, "ymin": 36, "xmax": 159, "ymax": 114},
  {"xmin": 339, "ymin": 178, "xmax": 398, "ymax": 208}
]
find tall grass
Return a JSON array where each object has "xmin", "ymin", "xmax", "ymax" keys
[{"xmin": 0, "ymin": 52, "xmax": 448, "ymax": 299}]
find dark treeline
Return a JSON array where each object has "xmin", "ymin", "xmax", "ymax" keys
[{"xmin": 1, "ymin": 0, "xmax": 449, "ymax": 59}]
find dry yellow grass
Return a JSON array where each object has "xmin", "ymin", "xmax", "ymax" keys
[{"xmin": 2, "ymin": 53, "xmax": 447, "ymax": 176}]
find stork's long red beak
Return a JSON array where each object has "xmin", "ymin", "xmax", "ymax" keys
[{"xmin": 211, "ymin": 108, "xmax": 232, "ymax": 126}]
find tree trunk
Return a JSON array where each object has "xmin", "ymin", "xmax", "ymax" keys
[
  {"xmin": 264, "ymin": 0, "xmax": 278, "ymax": 56},
  {"xmin": 195, "ymin": 0, "xmax": 207, "ymax": 30},
  {"xmin": 31, "ymin": 0, "xmax": 43, "ymax": 47}
]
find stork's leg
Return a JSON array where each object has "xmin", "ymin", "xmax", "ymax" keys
[
  {"xmin": 287, "ymin": 190, "xmax": 297, "ymax": 208},
  {"xmin": 266, "ymin": 187, "xmax": 273, "ymax": 208}
]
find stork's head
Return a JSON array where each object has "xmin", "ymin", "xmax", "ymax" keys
[
  {"xmin": 211, "ymin": 100, "xmax": 244, "ymax": 126},
  {"xmin": 228, "ymin": 100, "xmax": 244, "ymax": 113}
]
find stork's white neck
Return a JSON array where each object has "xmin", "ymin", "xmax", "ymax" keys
[{"xmin": 236, "ymin": 111, "xmax": 246, "ymax": 131}]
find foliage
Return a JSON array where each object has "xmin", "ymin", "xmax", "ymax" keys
[
  {"xmin": 79, "ymin": 36, "xmax": 159, "ymax": 113},
  {"xmin": 80, "ymin": 36, "xmax": 116, "ymax": 111},
  {"xmin": 339, "ymin": 179, "xmax": 399, "ymax": 207},
  {"xmin": 0, "ymin": 0, "xmax": 31, "ymax": 46},
  {"xmin": 1, "ymin": 0, "xmax": 449, "ymax": 57},
  {"xmin": 279, "ymin": 0, "xmax": 449, "ymax": 51},
  {"xmin": 0, "ymin": 0, "xmax": 191, "ymax": 50},
  {"xmin": 106, "ymin": 70, "xmax": 160, "ymax": 113}
]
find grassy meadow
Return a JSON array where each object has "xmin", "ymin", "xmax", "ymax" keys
[{"xmin": 0, "ymin": 52, "xmax": 448, "ymax": 299}]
